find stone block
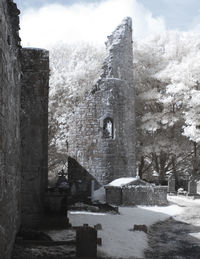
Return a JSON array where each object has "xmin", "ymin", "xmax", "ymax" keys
[
  {"xmin": 188, "ymin": 177, "xmax": 197, "ymax": 196},
  {"xmin": 168, "ymin": 175, "xmax": 176, "ymax": 193},
  {"xmin": 133, "ymin": 224, "xmax": 148, "ymax": 233},
  {"xmin": 106, "ymin": 185, "xmax": 168, "ymax": 206},
  {"xmin": 76, "ymin": 225, "xmax": 97, "ymax": 257},
  {"xmin": 105, "ymin": 187, "xmax": 122, "ymax": 205}
]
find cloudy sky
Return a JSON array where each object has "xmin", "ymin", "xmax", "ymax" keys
[{"xmin": 15, "ymin": 0, "xmax": 200, "ymax": 49}]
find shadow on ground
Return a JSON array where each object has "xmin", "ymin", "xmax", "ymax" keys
[{"xmin": 145, "ymin": 217, "xmax": 200, "ymax": 259}]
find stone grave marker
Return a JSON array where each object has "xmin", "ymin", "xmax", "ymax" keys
[
  {"xmin": 188, "ymin": 176, "xmax": 197, "ymax": 196},
  {"xmin": 168, "ymin": 175, "xmax": 176, "ymax": 194},
  {"xmin": 76, "ymin": 224, "xmax": 97, "ymax": 257}
]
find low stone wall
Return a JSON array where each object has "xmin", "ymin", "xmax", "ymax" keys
[
  {"xmin": 105, "ymin": 187, "xmax": 122, "ymax": 206},
  {"xmin": 122, "ymin": 186, "xmax": 168, "ymax": 206},
  {"xmin": 105, "ymin": 186, "xmax": 168, "ymax": 206}
]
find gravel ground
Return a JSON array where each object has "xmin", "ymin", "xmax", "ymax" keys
[{"xmin": 145, "ymin": 217, "xmax": 200, "ymax": 259}]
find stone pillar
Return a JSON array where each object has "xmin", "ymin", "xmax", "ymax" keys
[
  {"xmin": 76, "ymin": 225, "xmax": 97, "ymax": 257},
  {"xmin": 168, "ymin": 175, "xmax": 176, "ymax": 194},
  {"xmin": 0, "ymin": 1, "xmax": 21, "ymax": 258},
  {"xmin": 21, "ymin": 48, "xmax": 49, "ymax": 228},
  {"xmin": 188, "ymin": 176, "xmax": 197, "ymax": 196}
]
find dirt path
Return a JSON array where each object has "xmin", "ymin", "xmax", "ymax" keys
[{"xmin": 145, "ymin": 197, "xmax": 200, "ymax": 259}]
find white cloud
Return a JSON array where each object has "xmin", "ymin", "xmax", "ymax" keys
[
  {"xmin": 189, "ymin": 14, "xmax": 200, "ymax": 33},
  {"xmin": 20, "ymin": 0, "xmax": 166, "ymax": 49}
]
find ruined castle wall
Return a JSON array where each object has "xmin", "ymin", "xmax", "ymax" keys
[
  {"xmin": 68, "ymin": 18, "xmax": 136, "ymax": 185},
  {"xmin": 68, "ymin": 79, "xmax": 135, "ymax": 184},
  {"xmin": 21, "ymin": 48, "xmax": 49, "ymax": 228},
  {"xmin": 0, "ymin": 0, "xmax": 21, "ymax": 258}
]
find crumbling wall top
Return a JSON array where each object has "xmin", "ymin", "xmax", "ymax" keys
[
  {"xmin": 106, "ymin": 17, "xmax": 132, "ymax": 49},
  {"xmin": 7, "ymin": 0, "xmax": 21, "ymax": 48},
  {"xmin": 99, "ymin": 17, "xmax": 133, "ymax": 83},
  {"xmin": 21, "ymin": 48, "xmax": 49, "ymax": 72}
]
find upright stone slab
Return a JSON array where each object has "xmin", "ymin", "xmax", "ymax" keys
[
  {"xmin": 0, "ymin": 1, "xmax": 21, "ymax": 258},
  {"xmin": 168, "ymin": 175, "xmax": 176, "ymax": 193},
  {"xmin": 188, "ymin": 176, "xmax": 197, "ymax": 196},
  {"xmin": 21, "ymin": 48, "xmax": 49, "ymax": 228},
  {"xmin": 76, "ymin": 225, "xmax": 97, "ymax": 257},
  {"xmin": 68, "ymin": 17, "xmax": 136, "ymax": 185},
  {"xmin": 197, "ymin": 181, "xmax": 200, "ymax": 194},
  {"xmin": 43, "ymin": 189, "xmax": 70, "ymax": 229}
]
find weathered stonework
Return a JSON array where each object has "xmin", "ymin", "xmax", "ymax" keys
[
  {"xmin": 68, "ymin": 17, "xmax": 136, "ymax": 185},
  {"xmin": 122, "ymin": 186, "xmax": 168, "ymax": 206},
  {"xmin": 188, "ymin": 176, "xmax": 197, "ymax": 196},
  {"xmin": 168, "ymin": 175, "xmax": 176, "ymax": 193},
  {"xmin": 0, "ymin": 0, "xmax": 21, "ymax": 258},
  {"xmin": 0, "ymin": 0, "xmax": 49, "ymax": 256},
  {"xmin": 21, "ymin": 48, "xmax": 49, "ymax": 228},
  {"xmin": 105, "ymin": 185, "xmax": 168, "ymax": 206}
]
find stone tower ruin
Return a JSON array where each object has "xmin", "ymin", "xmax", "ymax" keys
[{"xmin": 68, "ymin": 17, "xmax": 136, "ymax": 185}]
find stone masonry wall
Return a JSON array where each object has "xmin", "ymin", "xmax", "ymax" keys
[
  {"xmin": 122, "ymin": 186, "xmax": 168, "ymax": 206},
  {"xmin": 0, "ymin": 0, "xmax": 21, "ymax": 258},
  {"xmin": 105, "ymin": 186, "xmax": 168, "ymax": 206},
  {"xmin": 21, "ymin": 48, "xmax": 49, "ymax": 228},
  {"xmin": 68, "ymin": 17, "xmax": 136, "ymax": 185}
]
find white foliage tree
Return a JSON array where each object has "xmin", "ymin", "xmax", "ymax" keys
[
  {"xmin": 134, "ymin": 31, "xmax": 200, "ymax": 180},
  {"xmin": 154, "ymin": 32, "xmax": 200, "ymax": 144}
]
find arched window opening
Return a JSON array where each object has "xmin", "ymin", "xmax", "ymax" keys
[{"xmin": 103, "ymin": 118, "xmax": 114, "ymax": 139}]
